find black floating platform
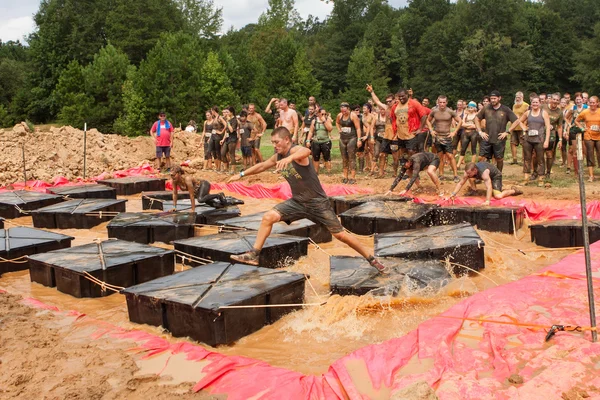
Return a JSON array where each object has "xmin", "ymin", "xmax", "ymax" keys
[
  {"xmin": 374, "ymin": 223, "xmax": 485, "ymax": 274},
  {"xmin": 218, "ymin": 211, "xmax": 333, "ymax": 243},
  {"xmin": 28, "ymin": 240, "xmax": 174, "ymax": 297},
  {"xmin": 107, "ymin": 212, "xmax": 195, "ymax": 244},
  {"xmin": 161, "ymin": 200, "xmax": 241, "ymax": 224},
  {"xmin": 530, "ymin": 219, "xmax": 600, "ymax": 248},
  {"xmin": 123, "ymin": 262, "xmax": 306, "ymax": 346},
  {"xmin": 340, "ymin": 201, "xmax": 437, "ymax": 235},
  {"xmin": 174, "ymin": 231, "xmax": 309, "ymax": 268},
  {"xmin": 330, "ymin": 256, "xmax": 452, "ymax": 296},
  {"xmin": 0, "ymin": 190, "xmax": 64, "ymax": 219},
  {"xmin": 0, "ymin": 227, "xmax": 73, "ymax": 276},
  {"xmin": 329, "ymin": 194, "xmax": 410, "ymax": 215},
  {"xmin": 142, "ymin": 191, "xmax": 189, "ymax": 210},
  {"xmin": 46, "ymin": 184, "xmax": 117, "ymax": 199},
  {"xmin": 96, "ymin": 177, "xmax": 166, "ymax": 195},
  {"xmin": 433, "ymin": 205, "xmax": 525, "ymax": 234},
  {"xmin": 31, "ymin": 199, "xmax": 127, "ymax": 229}
]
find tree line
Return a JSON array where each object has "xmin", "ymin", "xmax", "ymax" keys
[{"xmin": 1, "ymin": 0, "xmax": 600, "ymax": 134}]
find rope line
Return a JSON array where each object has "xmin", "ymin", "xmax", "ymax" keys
[
  {"xmin": 0, "ymin": 255, "xmax": 29, "ymax": 263},
  {"xmin": 81, "ymin": 271, "xmax": 124, "ymax": 293}
]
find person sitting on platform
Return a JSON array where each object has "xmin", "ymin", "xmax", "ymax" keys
[
  {"xmin": 448, "ymin": 162, "xmax": 523, "ymax": 206},
  {"xmin": 227, "ymin": 126, "xmax": 388, "ymax": 273},
  {"xmin": 169, "ymin": 166, "xmax": 227, "ymax": 212},
  {"xmin": 385, "ymin": 152, "xmax": 442, "ymax": 196}
]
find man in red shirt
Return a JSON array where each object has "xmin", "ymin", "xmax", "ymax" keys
[
  {"xmin": 390, "ymin": 89, "xmax": 430, "ymax": 159},
  {"xmin": 150, "ymin": 111, "xmax": 174, "ymax": 172}
]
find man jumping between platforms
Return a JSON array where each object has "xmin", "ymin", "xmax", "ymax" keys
[{"xmin": 227, "ymin": 127, "xmax": 387, "ymax": 273}]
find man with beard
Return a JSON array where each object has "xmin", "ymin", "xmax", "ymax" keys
[{"xmin": 475, "ymin": 90, "xmax": 518, "ymax": 171}]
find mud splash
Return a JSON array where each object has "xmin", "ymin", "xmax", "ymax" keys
[{"xmin": 0, "ymin": 191, "xmax": 576, "ymax": 376}]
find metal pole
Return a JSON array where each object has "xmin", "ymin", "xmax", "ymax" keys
[
  {"xmin": 576, "ymin": 132, "xmax": 597, "ymax": 342},
  {"xmin": 22, "ymin": 143, "xmax": 26, "ymax": 186},
  {"xmin": 83, "ymin": 122, "xmax": 87, "ymax": 179}
]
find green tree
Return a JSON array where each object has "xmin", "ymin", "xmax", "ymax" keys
[
  {"xmin": 105, "ymin": 0, "xmax": 185, "ymax": 64},
  {"xmin": 121, "ymin": 32, "xmax": 207, "ymax": 135},
  {"xmin": 26, "ymin": 0, "xmax": 111, "ymax": 121},
  {"xmin": 288, "ymin": 47, "xmax": 321, "ymax": 110},
  {"xmin": 55, "ymin": 45, "xmax": 131, "ymax": 132},
  {"xmin": 175, "ymin": 0, "xmax": 223, "ymax": 40},
  {"xmin": 313, "ymin": 0, "xmax": 381, "ymax": 94},
  {"xmin": 54, "ymin": 60, "xmax": 87, "ymax": 125},
  {"xmin": 574, "ymin": 23, "xmax": 600, "ymax": 94},
  {"xmin": 199, "ymin": 51, "xmax": 239, "ymax": 109},
  {"xmin": 343, "ymin": 44, "xmax": 389, "ymax": 105}
]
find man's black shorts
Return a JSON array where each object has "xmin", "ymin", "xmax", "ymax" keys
[
  {"xmin": 380, "ymin": 139, "xmax": 399, "ymax": 155},
  {"xmin": 435, "ymin": 137, "xmax": 453, "ymax": 154},
  {"xmin": 398, "ymin": 136, "xmax": 419, "ymax": 152},
  {"xmin": 273, "ymin": 197, "xmax": 343, "ymax": 234},
  {"xmin": 479, "ymin": 140, "xmax": 506, "ymax": 160}
]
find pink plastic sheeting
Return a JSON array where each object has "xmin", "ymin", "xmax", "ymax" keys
[
  {"xmin": 412, "ymin": 195, "xmax": 600, "ymax": 222},
  {"xmin": 193, "ymin": 242, "xmax": 600, "ymax": 398},
  {"xmin": 0, "ymin": 164, "xmax": 159, "ymax": 192},
  {"xmin": 17, "ymin": 243, "xmax": 600, "ymax": 399},
  {"xmin": 210, "ymin": 182, "xmax": 372, "ymax": 200}
]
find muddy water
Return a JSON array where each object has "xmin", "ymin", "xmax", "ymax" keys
[{"xmin": 0, "ymin": 192, "xmax": 576, "ymax": 376}]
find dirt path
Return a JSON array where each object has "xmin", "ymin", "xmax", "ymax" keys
[{"xmin": 0, "ymin": 291, "xmax": 225, "ymax": 399}]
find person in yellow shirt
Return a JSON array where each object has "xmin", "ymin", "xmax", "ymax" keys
[
  {"xmin": 575, "ymin": 96, "xmax": 600, "ymax": 182},
  {"xmin": 511, "ymin": 91, "xmax": 529, "ymax": 165}
]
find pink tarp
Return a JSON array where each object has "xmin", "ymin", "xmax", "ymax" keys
[
  {"xmin": 0, "ymin": 164, "xmax": 158, "ymax": 192},
  {"xmin": 18, "ymin": 240, "xmax": 600, "ymax": 399}
]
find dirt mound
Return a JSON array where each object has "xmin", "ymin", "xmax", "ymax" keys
[{"xmin": 0, "ymin": 124, "xmax": 205, "ymax": 186}]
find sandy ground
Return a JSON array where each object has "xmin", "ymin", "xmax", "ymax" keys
[
  {"xmin": 0, "ymin": 127, "xmax": 598, "ymax": 398},
  {"xmin": 0, "ymin": 186, "xmax": 584, "ymax": 399}
]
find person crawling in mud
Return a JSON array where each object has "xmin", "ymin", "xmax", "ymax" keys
[
  {"xmin": 227, "ymin": 126, "xmax": 388, "ymax": 273},
  {"xmin": 449, "ymin": 162, "xmax": 523, "ymax": 206},
  {"xmin": 169, "ymin": 166, "xmax": 227, "ymax": 212},
  {"xmin": 385, "ymin": 152, "xmax": 442, "ymax": 197}
]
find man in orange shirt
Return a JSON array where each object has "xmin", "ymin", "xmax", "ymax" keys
[{"xmin": 576, "ymin": 95, "xmax": 600, "ymax": 182}]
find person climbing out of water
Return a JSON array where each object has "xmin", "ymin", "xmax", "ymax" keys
[
  {"xmin": 169, "ymin": 166, "xmax": 227, "ymax": 213},
  {"xmin": 448, "ymin": 162, "xmax": 523, "ymax": 206},
  {"xmin": 385, "ymin": 152, "xmax": 442, "ymax": 197},
  {"xmin": 227, "ymin": 127, "xmax": 388, "ymax": 273}
]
